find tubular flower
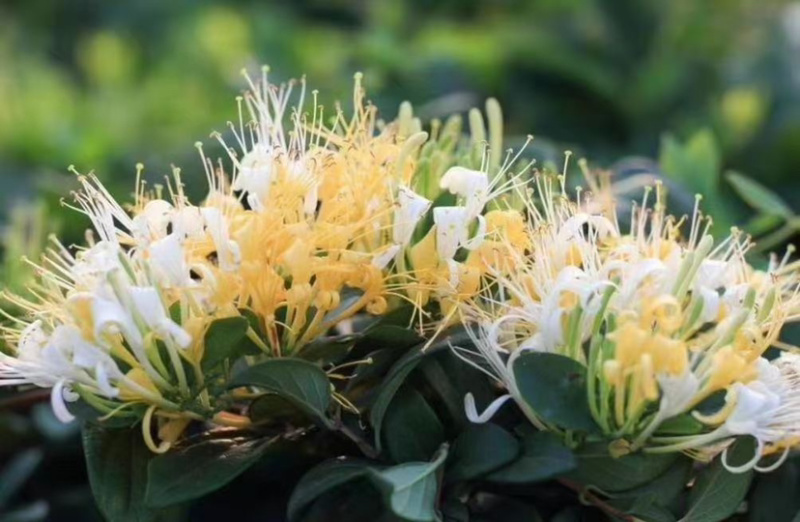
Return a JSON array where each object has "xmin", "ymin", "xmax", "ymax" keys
[
  {"xmin": 455, "ymin": 171, "xmax": 800, "ymax": 471},
  {"xmin": 0, "ymin": 70, "xmax": 527, "ymax": 449}
]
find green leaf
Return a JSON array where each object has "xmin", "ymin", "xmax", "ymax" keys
[
  {"xmin": 566, "ymin": 442, "xmax": 677, "ymax": 492},
  {"xmin": 369, "ymin": 328, "xmax": 467, "ymax": 449},
  {"xmin": 657, "ymin": 414, "xmax": 705, "ymax": 436},
  {"xmin": 682, "ymin": 438, "xmax": 755, "ymax": 522},
  {"xmin": 358, "ymin": 325, "xmax": 423, "ymax": 352},
  {"xmin": 384, "ymin": 386, "xmax": 446, "ymax": 463},
  {"xmin": 660, "ymin": 130, "xmax": 720, "ymax": 197},
  {"xmin": 727, "ymin": 171, "xmax": 793, "ymax": 218},
  {"xmin": 82, "ymin": 424, "xmax": 184, "ymax": 522},
  {"xmin": 447, "ymin": 423, "xmax": 519, "ymax": 483},
  {"xmin": 145, "ymin": 437, "xmax": 275, "ymax": 507},
  {"xmin": 749, "ymin": 458, "xmax": 800, "ymax": 522},
  {"xmin": 202, "ymin": 316, "xmax": 249, "ymax": 372},
  {"xmin": 248, "ymin": 393, "xmax": 308, "ymax": 425},
  {"xmin": 371, "ymin": 446, "xmax": 449, "ymax": 522},
  {"xmin": 609, "ymin": 457, "xmax": 691, "ymax": 519},
  {"xmin": 513, "ymin": 352, "xmax": 598, "ymax": 432},
  {"xmin": 296, "ymin": 336, "xmax": 354, "ymax": 366},
  {"xmin": 486, "ymin": 430, "xmax": 576, "ymax": 484},
  {"xmin": 468, "ymin": 493, "xmax": 543, "ymax": 522},
  {"xmin": 287, "ymin": 460, "xmax": 372, "ymax": 522},
  {"xmin": 229, "ymin": 358, "xmax": 332, "ymax": 427}
]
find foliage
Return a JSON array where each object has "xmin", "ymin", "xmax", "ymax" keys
[{"xmin": 1, "ymin": 1, "xmax": 800, "ymax": 521}]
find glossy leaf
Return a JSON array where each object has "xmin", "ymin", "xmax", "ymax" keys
[
  {"xmin": 683, "ymin": 438, "xmax": 755, "ymax": 522},
  {"xmin": 383, "ymin": 386, "xmax": 446, "ymax": 463},
  {"xmin": 513, "ymin": 352, "xmax": 598, "ymax": 432},
  {"xmin": 446, "ymin": 423, "xmax": 519, "ymax": 483},
  {"xmin": 229, "ymin": 358, "xmax": 332, "ymax": 427},
  {"xmin": 370, "ymin": 328, "xmax": 468, "ymax": 449},
  {"xmin": 566, "ymin": 442, "xmax": 677, "ymax": 492},
  {"xmin": 287, "ymin": 459, "xmax": 372, "ymax": 522},
  {"xmin": 146, "ymin": 437, "xmax": 276, "ymax": 507},
  {"xmin": 486, "ymin": 430, "xmax": 576, "ymax": 484},
  {"xmin": 371, "ymin": 445, "xmax": 449, "ymax": 522},
  {"xmin": 82, "ymin": 424, "xmax": 184, "ymax": 522},
  {"xmin": 201, "ymin": 316, "xmax": 250, "ymax": 372}
]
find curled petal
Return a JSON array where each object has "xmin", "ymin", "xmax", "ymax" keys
[
  {"xmin": 721, "ymin": 436, "xmax": 764, "ymax": 474},
  {"xmin": 51, "ymin": 380, "xmax": 76, "ymax": 423},
  {"xmin": 465, "ymin": 392, "xmax": 512, "ymax": 424}
]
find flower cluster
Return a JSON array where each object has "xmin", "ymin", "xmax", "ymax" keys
[
  {"xmin": 457, "ymin": 173, "xmax": 800, "ymax": 471},
  {"xmin": 3, "ymin": 69, "xmax": 799, "ymax": 472},
  {"xmin": 0, "ymin": 70, "xmax": 525, "ymax": 450}
]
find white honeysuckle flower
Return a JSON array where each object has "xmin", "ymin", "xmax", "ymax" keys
[
  {"xmin": 200, "ymin": 207, "xmax": 241, "ymax": 271},
  {"xmin": 698, "ymin": 286, "xmax": 722, "ymax": 323},
  {"xmin": 0, "ymin": 322, "xmax": 124, "ymax": 423},
  {"xmin": 71, "ymin": 241, "xmax": 125, "ymax": 287},
  {"xmin": 148, "ymin": 234, "xmax": 190, "ymax": 287},
  {"xmin": 234, "ymin": 144, "xmax": 275, "ymax": 205},
  {"xmin": 657, "ymin": 371, "xmax": 701, "ymax": 418},
  {"xmin": 434, "ymin": 206, "xmax": 470, "ymax": 261},
  {"xmin": 90, "ymin": 294, "xmax": 144, "ymax": 349},
  {"xmin": 461, "ymin": 215, "xmax": 487, "ymax": 251},
  {"xmin": 556, "ymin": 213, "xmax": 617, "ymax": 244},
  {"xmin": 440, "ymin": 166, "xmax": 489, "ymax": 220},
  {"xmin": 172, "ymin": 207, "xmax": 206, "ymax": 240},
  {"xmin": 128, "ymin": 287, "xmax": 192, "ymax": 349},
  {"xmin": 393, "ymin": 186, "xmax": 431, "ymax": 246},
  {"xmin": 372, "ymin": 244, "xmax": 401, "ymax": 269},
  {"xmin": 132, "ymin": 200, "xmax": 173, "ymax": 245}
]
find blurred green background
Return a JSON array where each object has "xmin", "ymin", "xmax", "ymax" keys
[{"xmin": 1, "ymin": 0, "xmax": 800, "ymax": 519}]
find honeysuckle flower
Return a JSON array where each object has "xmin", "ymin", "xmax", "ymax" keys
[
  {"xmin": 2, "ymin": 69, "xmax": 530, "ymax": 451},
  {"xmin": 453, "ymin": 170, "xmax": 800, "ymax": 468},
  {"xmin": 393, "ymin": 186, "xmax": 431, "ymax": 247},
  {"xmin": 434, "ymin": 207, "xmax": 471, "ymax": 261}
]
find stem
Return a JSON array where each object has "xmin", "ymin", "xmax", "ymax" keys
[
  {"xmin": 558, "ymin": 479, "xmax": 635, "ymax": 522},
  {"xmin": 335, "ymin": 419, "xmax": 378, "ymax": 459}
]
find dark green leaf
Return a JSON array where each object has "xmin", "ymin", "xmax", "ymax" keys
[
  {"xmin": 469, "ymin": 493, "xmax": 543, "ymax": 522},
  {"xmin": 566, "ymin": 442, "xmax": 677, "ymax": 492},
  {"xmin": 82, "ymin": 424, "xmax": 184, "ymax": 522},
  {"xmin": 146, "ymin": 437, "xmax": 275, "ymax": 507},
  {"xmin": 229, "ymin": 358, "xmax": 332, "ymax": 427},
  {"xmin": 683, "ymin": 438, "xmax": 755, "ymax": 522},
  {"xmin": 657, "ymin": 414, "xmax": 705, "ymax": 436},
  {"xmin": 369, "ymin": 328, "xmax": 466, "ymax": 449},
  {"xmin": 296, "ymin": 336, "xmax": 354, "ymax": 366},
  {"xmin": 359, "ymin": 325, "xmax": 423, "ymax": 351},
  {"xmin": 248, "ymin": 393, "xmax": 308, "ymax": 425},
  {"xmin": 749, "ymin": 457, "xmax": 800, "ymax": 522},
  {"xmin": 287, "ymin": 459, "xmax": 372, "ymax": 522},
  {"xmin": 384, "ymin": 386, "xmax": 446, "ymax": 463},
  {"xmin": 608, "ymin": 457, "xmax": 690, "ymax": 518},
  {"xmin": 202, "ymin": 316, "xmax": 249, "ymax": 372},
  {"xmin": 447, "ymin": 423, "xmax": 519, "ymax": 483},
  {"xmin": 727, "ymin": 171, "xmax": 793, "ymax": 218},
  {"xmin": 513, "ymin": 352, "xmax": 598, "ymax": 432},
  {"xmin": 371, "ymin": 445, "xmax": 449, "ymax": 522},
  {"xmin": 486, "ymin": 430, "xmax": 576, "ymax": 484}
]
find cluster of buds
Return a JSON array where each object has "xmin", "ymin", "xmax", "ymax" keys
[{"xmin": 457, "ymin": 171, "xmax": 800, "ymax": 472}]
